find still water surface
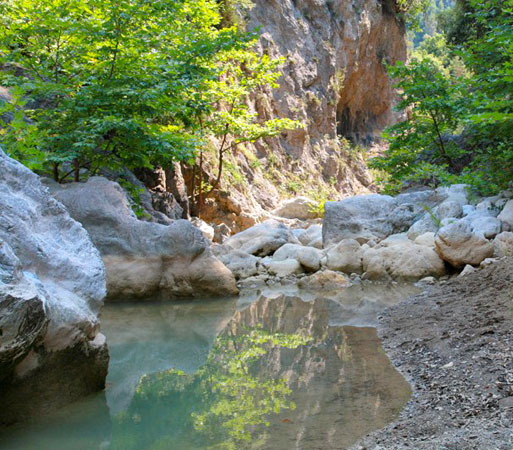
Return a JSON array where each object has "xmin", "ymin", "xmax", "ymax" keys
[{"xmin": 0, "ymin": 283, "xmax": 417, "ymax": 450}]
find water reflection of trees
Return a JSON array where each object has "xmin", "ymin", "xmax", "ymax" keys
[
  {"xmin": 111, "ymin": 325, "xmax": 310, "ymax": 450},
  {"xmin": 111, "ymin": 295, "xmax": 411, "ymax": 450}
]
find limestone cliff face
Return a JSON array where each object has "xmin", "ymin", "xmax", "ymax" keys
[{"xmin": 195, "ymin": 0, "xmax": 406, "ymax": 229}]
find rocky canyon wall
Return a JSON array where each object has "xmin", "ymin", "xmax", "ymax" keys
[{"xmin": 184, "ymin": 0, "xmax": 407, "ymax": 229}]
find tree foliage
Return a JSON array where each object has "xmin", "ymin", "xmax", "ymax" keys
[
  {"xmin": 0, "ymin": 0, "xmax": 297, "ymax": 189},
  {"xmin": 373, "ymin": 0, "xmax": 513, "ymax": 195}
]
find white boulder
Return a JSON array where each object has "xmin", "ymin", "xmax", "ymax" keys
[
  {"xmin": 273, "ymin": 243, "xmax": 323, "ymax": 271},
  {"xmin": 493, "ymin": 231, "xmax": 513, "ymax": 257}
]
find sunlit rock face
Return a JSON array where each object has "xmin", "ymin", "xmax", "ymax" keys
[
  {"xmin": 111, "ymin": 295, "xmax": 411, "ymax": 450},
  {"xmin": 0, "ymin": 149, "xmax": 108, "ymax": 426},
  {"xmin": 48, "ymin": 176, "xmax": 238, "ymax": 300}
]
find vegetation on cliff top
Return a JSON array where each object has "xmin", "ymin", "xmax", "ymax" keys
[{"xmin": 373, "ymin": 0, "xmax": 513, "ymax": 195}]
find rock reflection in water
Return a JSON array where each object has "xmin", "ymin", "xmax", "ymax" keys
[{"xmin": 112, "ymin": 295, "xmax": 411, "ymax": 449}]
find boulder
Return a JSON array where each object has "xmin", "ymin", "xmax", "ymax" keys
[
  {"xmin": 0, "ymin": 150, "xmax": 108, "ymax": 424},
  {"xmin": 298, "ymin": 270, "xmax": 350, "ymax": 290},
  {"xmin": 414, "ymin": 232, "xmax": 436, "ymax": 248},
  {"xmin": 436, "ymin": 184, "xmax": 469, "ymax": 206},
  {"xmin": 223, "ymin": 219, "xmax": 300, "ymax": 256},
  {"xmin": 49, "ymin": 177, "xmax": 237, "ymax": 300},
  {"xmin": 498, "ymin": 199, "xmax": 513, "ymax": 231},
  {"xmin": 213, "ymin": 223, "xmax": 231, "ymax": 244},
  {"xmin": 407, "ymin": 213, "xmax": 440, "ymax": 240},
  {"xmin": 273, "ymin": 243, "xmax": 323, "ymax": 272},
  {"xmin": 323, "ymin": 194, "xmax": 398, "ymax": 245},
  {"xmin": 298, "ymin": 224, "xmax": 323, "ymax": 248},
  {"xmin": 267, "ymin": 259, "xmax": 303, "ymax": 277},
  {"xmin": 435, "ymin": 220, "xmax": 494, "ymax": 268},
  {"xmin": 325, "ymin": 239, "xmax": 363, "ymax": 274},
  {"xmin": 362, "ymin": 241, "xmax": 446, "ymax": 281},
  {"xmin": 493, "ymin": 232, "xmax": 513, "ymax": 257},
  {"xmin": 437, "ymin": 200, "xmax": 463, "ymax": 220},
  {"xmin": 466, "ymin": 215, "xmax": 501, "ymax": 239},
  {"xmin": 273, "ymin": 196, "xmax": 319, "ymax": 220},
  {"xmin": 190, "ymin": 218, "xmax": 215, "ymax": 241},
  {"xmin": 218, "ymin": 250, "xmax": 259, "ymax": 279}
]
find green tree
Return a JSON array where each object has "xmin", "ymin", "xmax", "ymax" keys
[{"xmin": 0, "ymin": 0, "xmax": 297, "ymax": 191}]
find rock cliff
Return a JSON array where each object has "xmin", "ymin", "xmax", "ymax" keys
[
  {"xmin": 189, "ymin": 0, "xmax": 406, "ymax": 229},
  {"xmin": 0, "ymin": 149, "xmax": 108, "ymax": 425}
]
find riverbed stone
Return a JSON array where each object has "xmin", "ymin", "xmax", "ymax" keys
[
  {"xmin": 325, "ymin": 239, "xmax": 363, "ymax": 274},
  {"xmin": 267, "ymin": 259, "xmax": 303, "ymax": 277},
  {"xmin": 414, "ymin": 232, "xmax": 436, "ymax": 248},
  {"xmin": 298, "ymin": 224, "xmax": 323, "ymax": 248},
  {"xmin": 407, "ymin": 213, "xmax": 440, "ymax": 240},
  {"xmin": 297, "ymin": 270, "xmax": 350, "ymax": 290},
  {"xmin": 273, "ymin": 243, "xmax": 323, "ymax": 272},
  {"xmin": 362, "ymin": 240, "xmax": 446, "ymax": 281},
  {"xmin": 493, "ymin": 232, "xmax": 513, "ymax": 257},
  {"xmin": 435, "ymin": 220, "xmax": 494, "ymax": 268},
  {"xmin": 0, "ymin": 149, "xmax": 108, "ymax": 424},
  {"xmin": 223, "ymin": 219, "xmax": 300, "ymax": 256},
  {"xmin": 273, "ymin": 196, "xmax": 319, "ymax": 220},
  {"xmin": 323, "ymin": 194, "xmax": 398, "ymax": 245},
  {"xmin": 498, "ymin": 199, "xmax": 513, "ymax": 231},
  {"xmin": 218, "ymin": 250, "xmax": 260, "ymax": 279},
  {"xmin": 437, "ymin": 200, "xmax": 463, "ymax": 220},
  {"xmin": 49, "ymin": 176, "xmax": 237, "ymax": 300}
]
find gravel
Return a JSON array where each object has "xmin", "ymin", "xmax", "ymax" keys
[{"xmin": 353, "ymin": 258, "xmax": 513, "ymax": 449}]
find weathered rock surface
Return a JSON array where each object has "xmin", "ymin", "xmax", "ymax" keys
[
  {"xmin": 0, "ymin": 150, "xmax": 108, "ymax": 425},
  {"xmin": 298, "ymin": 224, "xmax": 323, "ymax": 249},
  {"xmin": 325, "ymin": 239, "xmax": 363, "ymax": 274},
  {"xmin": 297, "ymin": 270, "xmax": 350, "ymax": 290},
  {"xmin": 273, "ymin": 243, "xmax": 323, "ymax": 271},
  {"xmin": 497, "ymin": 199, "xmax": 513, "ymax": 231},
  {"xmin": 273, "ymin": 196, "xmax": 319, "ymax": 220},
  {"xmin": 49, "ymin": 177, "xmax": 237, "ymax": 300},
  {"xmin": 218, "ymin": 250, "xmax": 260, "ymax": 280},
  {"xmin": 493, "ymin": 231, "xmax": 513, "ymax": 258},
  {"xmin": 223, "ymin": 219, "xmax": 300, "ymax": 257},
  {"xmin": 435, "ymin": 220, "xmax": 494, "ymax": 268},
  {"xmin": 362, "ymin": 240, "xmax": 446, "ymax": 281}
]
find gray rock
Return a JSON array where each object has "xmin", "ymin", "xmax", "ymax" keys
[
  {"xmin": 462, "ymin": 205, "xmax": 476, "ymax": 216},
  {"xmin": 436, "ymin": 200, "xmax": 463, "ymax": 220},
  {"xmin": 362, "ymin": 240, "xmax": 446, "ymax": 281},
  {"xmin": 493, "ymin": 232, "xmax": 513, "ymax": 257},
  {"xmin": 435, "ymin": 220, "xmax": 494, "ymax": 268},
  {"xmin": 218, "ymin": 250, "xmax": 259, "ymax": 279},
  {"xmin": 267, "ymin": 259, "xmax": 303, "ymax": 277},
  {"xmin": 498, "ymin": 199, "xmax": 513, "ymax": 231},
  {"xmin": 50, "ymin": 176, "xmax": 237, "ymax": 300},
  {"xmin": 0, "ymin": 149, "xmax": 108, "ymax": 424},
  {"xmin": 323, "ymin": 194, "xmax": 398, "ymax": 245},
  {"xmin": 298, "ymin": 224, "xmax": 323, "ymax": 248},
  {"xmin": 297, "ymin": 270, "xmax": 350, "ymax": 290},
  {"xmin": 436, "ymin": 184, "xmax": 469, "ymax": 206},
  {"xmin": 466, "ymin": 216, "xmax": 502, "ymax": 239},
  {"xmin": 458, "ymin": 264, "xmax": 477, "ymax": 277},
  {"xmin": 407, "ymin": 213, "xmax": 440, "ymax": 240},
  {"xmin": 223, "ymin": 219, "xmax": 300, "ymax": 256}
]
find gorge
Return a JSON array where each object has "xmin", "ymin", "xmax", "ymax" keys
[{"xmin": 1, "ymin": 0, "xmax": 512, "ymax": 449}]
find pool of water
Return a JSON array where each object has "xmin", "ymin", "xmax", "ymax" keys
[{"xmin": 0, "ymin": 283, "xmax": 417, "ymax": 450}]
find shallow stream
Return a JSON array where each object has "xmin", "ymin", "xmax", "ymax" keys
[{"xmin": 0, "ymin": 283, "xmax": 418, "ymax": 450}]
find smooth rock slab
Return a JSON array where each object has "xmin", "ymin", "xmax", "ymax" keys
[{"xmin": 0, "ymin": 149, "xmax": 108, "ymax": 424}]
